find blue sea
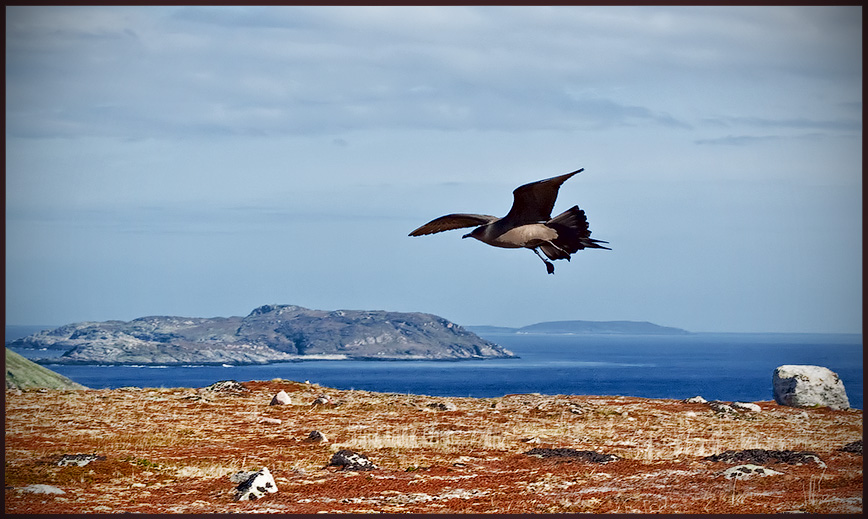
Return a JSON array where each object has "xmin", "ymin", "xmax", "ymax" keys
[{"xmin": 7, "ymin": 330, "xmax": 862, "ymax": 410}]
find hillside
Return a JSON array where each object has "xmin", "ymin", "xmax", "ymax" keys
[
  {"xmin": 5, "ymin": 348, "xmax": 87, "ymax": 390},
  {"xmin": 6, "ymin": 304, "xmax": 514, "ymax": 365}
]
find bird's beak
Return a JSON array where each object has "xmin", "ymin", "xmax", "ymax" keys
[{"xmin": 462, "ymin": 233, "xmax": 471, "ymax": 239}]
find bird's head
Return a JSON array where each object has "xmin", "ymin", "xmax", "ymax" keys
[{"xmin": 462, "ymin": 226, "xmax": 484, "ymax": 241}]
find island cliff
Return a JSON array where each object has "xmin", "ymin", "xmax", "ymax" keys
[{"xmin": 6, "ymin": 304, "xmax": 515, "ymax": 365}]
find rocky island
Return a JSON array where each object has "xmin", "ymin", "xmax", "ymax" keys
[{"xmin": 6, "ymin": 304, "xmax": 514, "ymax": 365}]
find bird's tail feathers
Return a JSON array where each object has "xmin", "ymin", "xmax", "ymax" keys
[{"xmin": 540, "ymin": 205, "xmax": 610, "ymax": 260}]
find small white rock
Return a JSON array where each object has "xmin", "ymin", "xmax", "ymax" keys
[
  {"xmin": 270, "ymin": 390, "xmax": 291, "ymax": 406},
  {"xmin": 719, "ymin": 464, "xmax": 783, "ymax": 480},
  {"xmin": 234, "ymin": 467, "xmax": 278, "ymax": 501},
  {"xmin": 17, "ymin": 484, "xmax": 65, "ymax": 494},
  {"xmin": 305, "ymin": 430, "xmax": 328, "ymax": 442}
]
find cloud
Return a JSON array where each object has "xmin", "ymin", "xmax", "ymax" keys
[
  {"xmin": 18, "ymin": 5, "xmax": 855, "ymax": 140},
  {"xmin": 705, "ymin": 116, "xmax": 861, "ymax": 133},
  {"xmin": 694, "ymin": 135, "xmax": 783, "ymax": 146}
]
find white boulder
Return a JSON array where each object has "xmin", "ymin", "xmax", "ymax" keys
[
  {"xmin": 269, "ymin": 390, "xmax": 291, "ymax": 406},
  {"xmin": 719, "ymin": 464, "xmax": 783, "ymax": 480},
  {"xmin": 773, "ymin": 365, "xmax": 850, "ymax": 410},
  {"xmin": 329, "ymin": 449, "xmax": 378, "ymax": 471},
  {"xmin": 233, "ymin": 467, "xmax": 278, "ymax": 501}
]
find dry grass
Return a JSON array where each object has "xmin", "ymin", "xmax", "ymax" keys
[
  {"xmin": 333, "ymin": 425, "xmax": 511, "ymax": 453},
  {"xmin": 5, "ymin": 381, "xmax": 862, "ymax": 514}
]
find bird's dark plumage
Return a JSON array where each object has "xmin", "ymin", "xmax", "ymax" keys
[{"xmin": 409, "ymin": 168, "xmax": 609, "ymax": 274}]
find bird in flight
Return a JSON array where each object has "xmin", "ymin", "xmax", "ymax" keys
[{"xmin": 409, "ymin": 168, "xmax": 610, "ymax": 274}]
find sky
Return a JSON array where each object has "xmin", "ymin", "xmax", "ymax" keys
[{"xmin": 5, "ymin": 5, "xmax": 863, "ymax": 334}]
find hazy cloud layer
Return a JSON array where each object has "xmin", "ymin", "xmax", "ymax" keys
[{"xmin": 7, "ymin": 6, "xmax": 860, "ymax": 139}]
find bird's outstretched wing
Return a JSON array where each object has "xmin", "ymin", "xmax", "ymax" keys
[
  {"xmin": 408, "ymin": 213, "xmax": 499, "ymax": 236},
  {"xmin": 503, "ymin": 168, "xmax": 583, "ymax": 225}
]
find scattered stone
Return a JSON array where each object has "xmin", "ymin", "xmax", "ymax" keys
[
  {"xmin": 704, "ymin": 449, "xmax": 825, "ymax": 468},
  {"xmin": 57, "ymin": 454, "xmax": 106, "ymax": 467},
  {"xmin": 773, "ymin": 365, "xmax": 850, "ymax": 410},
  {"xmin": 684, "ymin": 396, "xmax": 707, "ymax": 404},
  {"xmin": 520, "ymin": 437, "xmax": 542, "ymax": 444},
  {"xmin": 709, "ymin": 401, "xmax": 738, "ymax": 415},
  {"xmin": 203, "ymin": 380, "xmax": 249, "ymax": 393},
  {"xmin": 838, "ymin": 440, "xmax": 862, "ymax": 455},
  {"xmin": 305, "ymin": 430, "xmax": 328, "ymax": 443},
  {"xmin": 718, "ymin": 464, "xmax": 783, "ymax": 480},
  {"xmin": 230, "ymin": 470, "xmax": 258, "ymax": 484},
  {"xmin": 328, "ymin": 449, "xmax": 378, "ymax": 471},
  {"xmin": 16, "ymin": 484, "xmax": 65, "ymax": 494},
  {"xmin": 234, "ymin": 467, "xmax": 278, "ymax": 501},
  {"xmin": 567, "ymin": 402, "xmax": 584, "ymax": 415},
  {"xmin": 731, "ymin": 402, "xmax": 762, "ymax": 413},
  {"xmin": 429, "ymin": 401, "xmax": 457, "ymax": 411},
  {"xmin": 524, "ymin": 448, "xmax": 619, "ymax": 464},
  {"xmin": 270, "ymin": 390, "xmax": 291, "ymax": 406},
  {"xmin": 312, "ymin": 395, "xmax": 331, "ymax": 406},
  {"xmin": 259, "ymin": 417, "xmax": 282, "ymax": 425}
]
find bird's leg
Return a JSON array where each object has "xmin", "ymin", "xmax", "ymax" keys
[
  {"xmin": 544, "ymin": 241, "xmax": 572, "ymax": 261},
  {"xmin": 533, "ymin": 248, "xmax": 555, "ymax": 275}
]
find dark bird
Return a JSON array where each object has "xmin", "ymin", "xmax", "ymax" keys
[{"xmin": 408, "ymin": 168, "xmax": 610, "ymax": 274}]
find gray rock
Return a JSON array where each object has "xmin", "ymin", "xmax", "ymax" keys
[
  {"xmin": 718, "ymin": 464, "xmax": 783, "ymax": 480},
  {"xmin": 311, "ymin": 395, "xmax": 331, "ymax": 406},
  {"xmin": 17, "ymin": 484, "xmax": 65, "ymax": 494},
  {"xmin": 234, "ymin": 467, "xmax": 278, "ymax": 501},
  {"xmin": 203, "ymin": 380, "xmax": 248, "ymax": 393},
  {"xmin": 57, "ymin": 454, "xmax": 106, "ymax": 467},
  {"xmin": 270, "ymin": 390, "xmax": 291, "ymax": 406},
  {"xmin": 429, "ymin": 401, "xmax": 457, "ymax": 411},
  {"xmin": 329, "ymin": 449, "xmax": 378, "ymax": 471},
  {"xmin": 684, "ymin": 396, "xmax": 707, "ymax": 404},
  {"xmin": 731, "ymin": 402, "xmax": 762, "ymax": 413},
  {"xmin": 773, "ymin": 365, "xmax": 850, "ymax": 410},
  {"xmin": 229, "ymin": 470, "xmax": 258, "ymax": 484},
  {"xmin": 709, "ymin": 401, "xmax": 738, "ymax": 415},
  {"xmin": 305, "ymin": 430, "xmax": 328, "ymax": 443}
]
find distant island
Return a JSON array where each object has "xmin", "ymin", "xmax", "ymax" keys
[
  {"xmin": 6, "ymin": 304, "xmax": 515, "ymax": 366},
  {"xmin": 467, "ymin": 320, "xmax": 690, "ymax": 335}
]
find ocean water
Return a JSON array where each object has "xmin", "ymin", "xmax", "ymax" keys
[{"xmin": 7, "ymin": 331, "xmax": 862, "ymax": 409}]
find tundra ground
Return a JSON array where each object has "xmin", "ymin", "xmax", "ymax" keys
[{"xmin": 4, "ymin": 380, "xmax": 862, "ymax": 514}]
